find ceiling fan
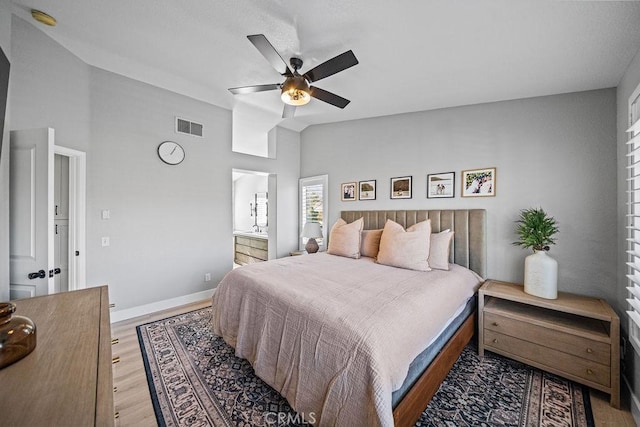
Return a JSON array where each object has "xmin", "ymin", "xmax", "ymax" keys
[{"xmin": 228, "ymin": 34, "xmax": 359, "ymax": 118}]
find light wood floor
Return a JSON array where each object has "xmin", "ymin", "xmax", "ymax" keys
[{"xmin": 111, "ymin": 301, "xmax": 637, "ymax": 426}]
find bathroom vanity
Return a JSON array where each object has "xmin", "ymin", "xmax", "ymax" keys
[{"xmin": 234, "ymin": 232, "xmax": 268, "ymax": 265}]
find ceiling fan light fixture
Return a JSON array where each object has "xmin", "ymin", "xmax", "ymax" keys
[{"xmin": 281, "ymin": 75, "xmax": 311, "ymax": 106}]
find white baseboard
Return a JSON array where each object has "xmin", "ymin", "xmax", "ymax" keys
[
  {"xmin": 623, "ymin": 374, "xmax": 640, "ymax": 426},
  {"xmin": 110, "ymin": 289, "xmax": 215, "ymax": 323}
]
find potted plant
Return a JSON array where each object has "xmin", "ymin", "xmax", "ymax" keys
[{"xmin": 513, "ymin": 208, "xmax": 559, "ymax": 299}]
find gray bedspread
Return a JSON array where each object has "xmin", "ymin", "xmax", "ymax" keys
[{"xmin": 211, "ymin": 253, "xmax": 481, "ymax": 426}]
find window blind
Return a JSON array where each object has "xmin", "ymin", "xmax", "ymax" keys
[
  {"xmin": 299, "ymin": 175, "xmax": 328, "ymax": 249},
  {"xmin": 626, "ymin": 88, "xmax": 640, "ymax": 353}
]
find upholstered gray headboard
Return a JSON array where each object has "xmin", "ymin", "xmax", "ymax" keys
[{"xmin": 341, "ymin": 209, "xmax": 487, "ymax": 278}]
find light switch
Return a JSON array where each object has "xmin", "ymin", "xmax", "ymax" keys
[
  {"xmin": 101, "ymin": 237, "xmax": 110, "ymax": 247},
  {"xmin": 101, "ymin": 209, "xmax": 111, "ymax": 220}
]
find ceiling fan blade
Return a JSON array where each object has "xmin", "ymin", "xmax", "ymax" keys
[
  {"xmin": 247, "ymin": 34, "xmax": 292, "ymax": 76},
  {"xmin": 303, "ymin": 50, "xmax": 358, "ymax": 83},
  {"xmin": 309, "ymin": 86, "xmax": 350, "ymax": 109},
  {"xmin": 228, "ymin": 84, "xmax": 280, "ymax": 95},
  {"xmin": 282, "ymin": 104, "xmax": 296, "ymax": 118}
]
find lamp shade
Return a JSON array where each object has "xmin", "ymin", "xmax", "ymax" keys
[
  {"xmin": 281, "ymin": 75, "xmax": 311, "ymax": 106},
  {"xmin": 301, "ymin": 222, "xmax": 323, "ymax": 239}
]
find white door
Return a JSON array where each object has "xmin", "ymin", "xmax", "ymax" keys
[{"xmin": 9, "ymin": 128, "xmax": 55, "ymax": 298}]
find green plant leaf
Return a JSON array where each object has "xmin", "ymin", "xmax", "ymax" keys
[{"xmin": 513, "ymin": 208, "xmax": 559, "ymax": 252}]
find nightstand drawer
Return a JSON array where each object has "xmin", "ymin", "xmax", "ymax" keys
[
  {"xmin": 484, "ymin": 330, "xmax": 610, "ymax": 387},
  {"xmin": 484, "ymin": 311, "xmax": 610, "ymax": 365}
]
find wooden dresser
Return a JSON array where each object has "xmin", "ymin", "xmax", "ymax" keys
[
  {"xmin": 478, "ymin": 280, "xmax": 620, "ymax": 408},
  {"xmin": 0, "ymin": 286, "xmax": 115, "ymax": 426}
]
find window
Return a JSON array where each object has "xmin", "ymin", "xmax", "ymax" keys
[
  {"xmin": 626, "ymin": 83, "xmax": 640, "ymax": 354},
  {"xmin": 299, "ymin": 175, "xmax": 328, "ymax": 250}
]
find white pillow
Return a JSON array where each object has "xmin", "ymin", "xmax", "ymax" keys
[
  {"xmin": 360, "ymin": 229, "xmax": 383, "ymax": 258},
  {"xmin": 429, "ymin": 230, "xmax": 454, "ymax": 270},
  {"xmin": 376, "ymin": 219, "xmax": 432, "ymax": 271},
  {"xmin": 327, "ymin": 217, "xmax": 364, "ymax": 258}
]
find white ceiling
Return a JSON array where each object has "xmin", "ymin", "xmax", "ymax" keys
[{"xmin": 10, "ymin": 1, "xmax": 640, "ymax": 132}]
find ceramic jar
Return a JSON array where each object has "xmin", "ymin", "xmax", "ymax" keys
[{"xmin": 524, "ymin": 250, "xmax": 558, "ymax": 299}]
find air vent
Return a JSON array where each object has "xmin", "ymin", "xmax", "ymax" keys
[{"xmin": 176, "ymin": 117, "xmax": 203, "ymax": 137}]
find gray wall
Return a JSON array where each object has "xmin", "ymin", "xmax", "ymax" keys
[
  {"xmin": 9, "ymin": 16, "xmax": 90, "ymax": 153},
  {"xmin": 617, "ymin": 45, "xmax": 640, "ymax": 420},
  {"xmin": 87, "ymin": 67, "xmax": 234, "ymax": 308},
  {"xmin": 7, "ymin": 17, "xmax": 301, "ymax": 311},
  {"xmin": 0, "ymin": 0, "xmax": 11, "ymax": 301},
  {"xmin": 301, "ymin": 89, "xmax": 617, "ymax": 304}
]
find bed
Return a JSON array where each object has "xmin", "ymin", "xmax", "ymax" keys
[{"xmin": 212, "ymin": 209, "xmax": 486, "ymax": 426}]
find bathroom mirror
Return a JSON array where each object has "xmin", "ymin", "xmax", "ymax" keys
[{"xmin": 255, "ymin": 192, "xmax": 268, "ymax": 228}]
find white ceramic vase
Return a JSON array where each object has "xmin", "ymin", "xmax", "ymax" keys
[{"xmin": 524, "ymin": 250, "xmax": 558, "ymax": 299}]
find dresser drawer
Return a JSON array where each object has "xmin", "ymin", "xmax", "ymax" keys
[
  {"xmin": 484, "ymin": 311, "xmax": 610, "ymax": 365},
  {"xmin": 236, "ymin": 236, "xmax": 268, "ymax": 250},
  {"xmin": 484, "ymin": 329, "xmax": 610, "ymax": 387},
  {"xmin": 235, "ymin": 252, "xmax": 264, "ymax": 265},
  {"xmin": 235, "ymin": 244, "xmax": 268, "ymax": 262}
]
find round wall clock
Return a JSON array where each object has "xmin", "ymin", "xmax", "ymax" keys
[{"xmin": 157, "ymin": 141, "xmax": 185, "ymax": 165}]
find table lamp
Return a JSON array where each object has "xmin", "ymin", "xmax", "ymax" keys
[{"xmin": 301, "ymin": 222, "xmax": 323, "ymax": 253}]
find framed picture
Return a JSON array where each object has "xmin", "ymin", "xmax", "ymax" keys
[
  {"xmin": 427, "ymin": 172, "xmax": 455, "ymax": 198},
  {"xmin": 358, "ymin": 180, "xmax": 376, "ymax": 200},
  {"xmin": 390, "ymin": 176, "xmax": 412, "ymax": 199},
  {"xmin": 461, "ymin": 167, "xmax": 496, "ymax": 197},
  {"xmin": 341, "ymin": 182, "xmax": 357, "ymax": 201}
]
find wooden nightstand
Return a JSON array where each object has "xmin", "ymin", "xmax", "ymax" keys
[{"xmin": 478, "ymin": 280, "xmax": 620, "ymax": 408}]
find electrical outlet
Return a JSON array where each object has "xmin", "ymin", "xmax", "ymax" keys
[
  {"xmin": 205, "ymin": 273, "xmax": 211, "ymax": 282},
  {"xmin": 101, "ymin": 237, "xmax": 110, "ymax": 247}
]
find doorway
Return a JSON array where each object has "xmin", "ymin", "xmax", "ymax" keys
[
  {"xmin": 9, "ymin": 127, "xmax": 86, "ymax": 299},
  {"xmin": 53, "ymin": 145, "xmax": 86, "ymax": 294}
]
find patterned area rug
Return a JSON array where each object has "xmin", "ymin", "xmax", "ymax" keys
[{"xmin": 137, "ymin": 308, "xmax": 594, "ymax": 426}]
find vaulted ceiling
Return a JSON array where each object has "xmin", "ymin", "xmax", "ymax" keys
[{"xmin": 10, "ymin": 1, "xmax": 640, "ymax": 131}]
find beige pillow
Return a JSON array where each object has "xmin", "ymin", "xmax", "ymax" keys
[
  {"xmin": 429, "ymin": 230, "xmax": 454, "ymax": 270},
  {"xmin": 360, "ymin": 229, "xmax": 383, "ymax": 258},
  {"xmin": 376, "ymin": 219, "xmax": 432, "ymax": 271},
  {"xmin": 327, "ymin": 217, "xmax": 364, "ymax": 258}
]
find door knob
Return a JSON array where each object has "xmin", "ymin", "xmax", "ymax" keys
[{"xmin": 28, "ymin": 270, "xmax": 46, "ymax": 280}]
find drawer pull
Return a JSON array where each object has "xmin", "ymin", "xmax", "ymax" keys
[
  {"xmin": 111, "ymin": 338, "xmax": 119, "ymax": 345},
  {"xmin": 109, "ymin": 303, "xmax": 115, "ymax": 309},
  {"xmin": 586, "ymin": 348, "xmax": 593, "ymax": 353},
  {"xmin": 586, "ymin": 368, "xmax": 593, "ymax": 375},
  {"xmin": 492, "ymin": 322, "xmax": 498, "ymax": 326},
  {"xmin": 493, "ymin": 339, "xmax": 498, "ymax": 343},
  {"xmin": 114, "ymin": 412, "xmax": 120, "ymax": 419},
  {"xmin": 113, "ymin": 386, "xmax": 118, "ymax": 393},
  {"xmin": 112, "ymin": 356, "xmax": 120, "ymax": 364}
]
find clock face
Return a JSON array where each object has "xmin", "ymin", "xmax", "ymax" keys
[{"xmin": 157, "ymin": 141, "xmax": 185, "ymax": 165}]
